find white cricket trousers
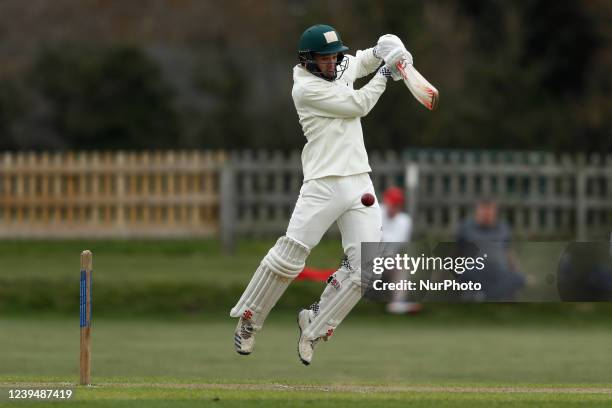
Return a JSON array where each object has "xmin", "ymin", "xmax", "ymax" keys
[{"xmin": 286, "ymin": 172, "xmax": 382, "ymax": 274}]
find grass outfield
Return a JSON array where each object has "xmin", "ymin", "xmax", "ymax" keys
[
  {"xmin": 0, "ymin": 239, "xmax": 344, "ymax": 285},
  {"xmin": 1, "ymin": 239, "xmax": 611, "ymax": 406},
  {"xmin": 0, "ymin": 239, "xmax": 345, "ymax": 314},
  {"xmin": 1, "ymin": 386, "xmax": 612, "ymax": 407},
  {"xmin": 0, "ymin": 239, "xmax": 567, "ymax": 286},
  {"xmin": 1, "ymin": 315, "xmax": 612, "ymax": 406},
  {"xmin": 0, "ymin": 238, "xmax": 588, "ymax": 315}
]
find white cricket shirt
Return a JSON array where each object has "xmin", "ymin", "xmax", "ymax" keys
[{"xmin": 291, "ymin": 48, "xmax": 386, "ymax": 181}]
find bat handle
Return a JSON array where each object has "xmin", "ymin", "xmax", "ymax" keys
[{"xmin": 395, "ymin": 60, "xmax": 409, "ymax": 80}]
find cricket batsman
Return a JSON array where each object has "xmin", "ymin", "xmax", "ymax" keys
[{"xmin": 230, "ymin": 24, "xmax": 411, "ymax": 365}]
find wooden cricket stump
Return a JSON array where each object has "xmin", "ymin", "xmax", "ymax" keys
[{"xmin": 79, "ymin": 250, "xmax": 93, "ymax": 386}]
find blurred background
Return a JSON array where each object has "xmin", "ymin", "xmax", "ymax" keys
[
  {"xmin": 1, "ymin": 0, "xmax": 612, "ymax": 385},
  {"xmin": 0, "ymin": 0, "xmax": 611, "ymax": 152}
]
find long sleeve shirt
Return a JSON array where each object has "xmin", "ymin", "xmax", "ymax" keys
[{"xmin": 291, "ymin": 48, "xmax": 386, "ymax": 181}]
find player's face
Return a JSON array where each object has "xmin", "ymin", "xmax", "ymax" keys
[
  {"xmin": 475, "ymin": 202, "xmax": 498, "ymax": 226},
  {"xmin": 314, "ymin": 53, "xmax": 338, "ymax": 79}
]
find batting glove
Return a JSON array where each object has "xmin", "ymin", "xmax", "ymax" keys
[
  {"xmin": 377, "ymin": 64, "xmax": 402, "ymax": 81},
  {"xmin": 381, "ymin": 47, "xmax": 411, "ymax": 81},
  {"xmin": 377, "ymin": 65, "xmax": 393, "ymax": 79},
  {"xmin": 374, "ymin": 34, "xmax": 407, "ymax": 60}
]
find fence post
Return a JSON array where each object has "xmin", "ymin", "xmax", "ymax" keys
[
  {"xmin": 220, "ymin": 159, "xmax": 236, "ymax": 253},
  {"xmin": 405, "ymin": 162, "xmax": 419, "ymax": 222},
  {"xmin": 116, "ymin": 151, "xmax": 126, "ymax": 235},
  {"xmin": 575, "ymin": 154, "xmax": 587, "ymax": 242}
]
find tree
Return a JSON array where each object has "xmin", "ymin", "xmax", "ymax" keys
[
  {"xmin": 29, "ymin": 45, "xmax": 181, "ymax": 150},
  {"xmin": 0, "ymin": 81, "xmax": 25, "ymax": 150}
]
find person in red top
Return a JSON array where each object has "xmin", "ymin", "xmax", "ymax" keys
[{"xmin": 380, "ymin": 187, "xmax": 421, "ymax": 314}]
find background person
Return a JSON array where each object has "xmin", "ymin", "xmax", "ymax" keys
[
  {"xmin": 380, "ymin": 186, "xmax": 421, "ymax": 314},
  {"xmin": 455, "ymin": 199, "xmax": 525, "ymax": 301}
]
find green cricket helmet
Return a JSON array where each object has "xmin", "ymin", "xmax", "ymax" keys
[{"xmin": 298, "ymin": 24, "xmax": 349, "ymax": 81}]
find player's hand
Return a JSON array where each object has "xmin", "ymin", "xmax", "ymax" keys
[
  {"xmin": 385, "ymin": 47, "xmax": 413, "ymax": 67},
  {"xmin": 384, "ymin": 47, "xmax": 412, "ymax": 81},
  {"xmin": 374, "ymin": 34, "xmax": 407, "ymax": 60},
  {"xmin": 377, "ymin": 65, "xmax": 392, "ymax": 80},
  {"xmin": 377, "ymin": 64, "xmax": 402, "ymax": 81}
]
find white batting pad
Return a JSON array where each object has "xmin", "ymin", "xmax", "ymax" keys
[
  {"xmin": 230, "ymin": 236, "xmax": 310, "ymax": 329},
  {"xmin": 302, "ymin": 261, "xmax": 362, "ymax": 340}
]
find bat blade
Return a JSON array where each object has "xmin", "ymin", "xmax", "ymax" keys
[{"xmin": 396, "ymin": 61, "xmax": 439, "ymax": 111}]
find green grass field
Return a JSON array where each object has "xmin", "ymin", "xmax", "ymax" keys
[
  {"xmin": 1, "ymin": 239, "xmax": 612, "ymax": 406},
  {"xmin": 2, "ymin": 387, "xmax": 612, "ymax": 407},
  {"xmin": 0, "ymin": 239, "xmax": 569, "ymax": 287},
  {"xmin": 0, "ymin": 239, "xmax": 580, "ymax": 315},
  {"xmin": 1, "ymin": 314, "xmax": 612, "ymax": 407},
  {"xmin": 0, "ymin": 239, "xmax": 344, "ymax": 285},
  {"xmin": 0, "ymin": 239, "xmax": 345, "ymax": 315}
]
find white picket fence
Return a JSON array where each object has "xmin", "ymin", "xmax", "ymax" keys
[
  {"xmin": 0, "ymin": 151, "xmax": 225, "ymax": 237},
  {"xmin": 1, "ymin": 150, "xmax": 611, "ymax": 246},
  {"xmin": 220, "ymin": 150, "xmax": 612, "ymax": 250}
]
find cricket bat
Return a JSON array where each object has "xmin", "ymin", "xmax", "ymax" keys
[{"xmin": 395, "ymin": 60, "xmax": 439, "ymax": 111}]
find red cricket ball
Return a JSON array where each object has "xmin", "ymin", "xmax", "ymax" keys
[{"xmin": 361, "ymin": 193, "xmax": 375, "ymax": 207}]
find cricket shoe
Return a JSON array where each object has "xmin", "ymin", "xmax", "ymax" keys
[
  {"xmin": 234, "ymin": 312, "xmax": 256, "ymax": 355},
  {"xmin": 297, "ymin": 308, "xmax": 331, "ymax": 366}
]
